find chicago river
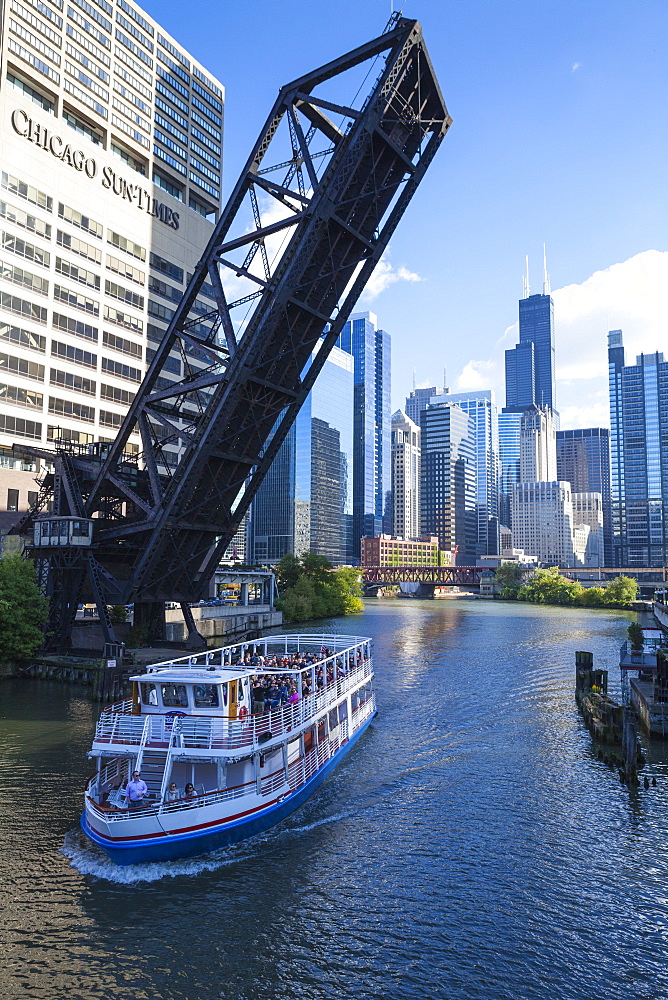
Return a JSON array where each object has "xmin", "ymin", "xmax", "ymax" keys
[{"xmin": 1, "ymin": 600, "xmax": 667, "ymax": 1000}]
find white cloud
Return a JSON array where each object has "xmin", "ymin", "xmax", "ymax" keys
[
  {"xmin": 452, "ymin": 249, "xmax": 668, "ymax": 429},
  {"xmin": 361, "ymin": 254, "xmax": 423, "ymax": 300},
  {"xmin": 571, "ymin": 61, "xmax": 581, "ymax": 72},
  {"xmin": 552, "ymin": 249, "xmax": 668, "ymax": 426},
  {"xmin": 455, "ymin": 358, "xmax": 500, "ymax": 392}
]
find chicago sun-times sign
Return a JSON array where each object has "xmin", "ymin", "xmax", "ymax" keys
[{"xmin": 11, "ymin": 108, "xmax": 180, "ymax": 230}]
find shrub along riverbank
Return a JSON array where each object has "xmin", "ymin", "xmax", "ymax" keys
[
  {"xmin": 0, "ymin": 555, "xmax": 48, "ymax": 660},
  {"xmin": 495, "ymin": 564, "xmax": 639, "ymax": 608},
  {"xmin": 275, "ymin": 553, "xmax": 364, "ymax": 622}
]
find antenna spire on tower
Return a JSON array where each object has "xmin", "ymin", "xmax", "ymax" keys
[
  {"xmin": 522, "ymin": 255, "xmax": 530, "ymax": 298},
  {"xmin": 542, "ymin": 243, "xmax": 550, "ymax": 294}
]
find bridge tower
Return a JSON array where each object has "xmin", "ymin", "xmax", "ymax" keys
[{"xmin": 13, "ymin": 17, "xmax": 451, "ymax": 652}]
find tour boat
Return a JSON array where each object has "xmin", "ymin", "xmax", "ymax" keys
[{"xmin": 81, "ymin": 634, "xmax": 376, "ymax": 865}]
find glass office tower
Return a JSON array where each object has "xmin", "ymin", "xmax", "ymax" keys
[
  {"xmin": 498, "ymin": 411, "xmax": 521, "ymax": 530},
  {"xmin": 437, "ymin": 390, "xmax": 499, "ymax": 557},
  {"xmin": 608, "ymin": 329, "xmax": 668, "ymax": 567},
  {"xmin": 338, "ymin": 311, "xmax": 391, "ymax": 558},
  {"xmin": 249, "ymin": 344, "xmax": 354, "ymax": 565},
  {"xmin": 505, "ymin": 292, "xmax": 556, "ymax": 417},
  {"xmin": 405, "ymin": 385, "xmax": 437, "ymax": 425},
  {"xmin": 556, "ymin": 428, "xmax": 612, "ymax": 566},
  {"xmin": 419, "ymin": 401, "xmax": 476, "ymax": 563}
]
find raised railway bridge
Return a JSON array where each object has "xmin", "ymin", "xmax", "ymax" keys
[
  {"xmin": 362, "ymin": 565, "xmax": 484, "ymax": 589},
  {"xmin": 361, "ymin": 564, "xmax": 668, "ymax": 597}
]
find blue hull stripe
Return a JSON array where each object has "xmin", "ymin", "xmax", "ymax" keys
[{"xmin": 81, "ymin": 711, "xmax": 376, "ymax": 865}]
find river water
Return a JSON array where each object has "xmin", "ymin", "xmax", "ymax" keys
[{"xmin": 1, "ymin": 599, "xmax": 667, "ymax": 1000}]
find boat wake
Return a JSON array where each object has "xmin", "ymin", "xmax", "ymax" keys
[
  {"xmin": 61, "ymin": 828, "xmax": 248, "ymax": 883},
  {"xmin": 62, "ymin": 807, "xmax": 356, "ymax": 883}
]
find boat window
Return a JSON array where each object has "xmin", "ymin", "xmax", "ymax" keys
[
  {"xmin": 141, "ymin": 683, "xmax": 158, "ymax": 705},
  {"xmin": 193, "ymin": 683, "xmax": 219, "ymax": 708},
  {"xmin": 161, "ymin": 683, "xmax": 189, "ymax": 708}
]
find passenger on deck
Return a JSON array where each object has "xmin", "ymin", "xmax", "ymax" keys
[
  {"xmin": 165, "ymin": 782, "xmax": 180, "ymax": 802},
  {"xmin": 184, "ymin": 783, "xmax": 197, "ymax": 805},
  {"xmin": 125, "ymin": 771, "xmax": 147, "ymax": 810},
  {"xmin": 252, "ymin": 681, "xmax": 265, "ymax": 715}
]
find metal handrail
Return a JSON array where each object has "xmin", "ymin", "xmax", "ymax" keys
[
  {"xmin": 139, "ymin": 634, "xmax": 372, "ymax": 674},
  {"xmin": 133, "ymin": 716, "xmax": 151, "ymax": 774},
  {"xmin": 87, "ymin": 698, "xmax": 375, "ymax": 825},
  {"xmin": 93, "ymin": 660, "xmax": 372, "ymax": 755}
]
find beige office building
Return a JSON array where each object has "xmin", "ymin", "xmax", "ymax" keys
[
  {"xmin": 0, "ymin": 0, "xmax": 224, "ymax": 521},
  {"xmin": 391, "ymin": 408, "xmax": 420, "ymax": 540}
]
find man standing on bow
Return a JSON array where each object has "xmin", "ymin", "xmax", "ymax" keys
[{"xmin": 125, "ymin": 770, "xmax": 148, "ymax": 810}]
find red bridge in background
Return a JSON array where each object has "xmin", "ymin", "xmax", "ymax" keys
[{"xmin": 362, "ymin": 565, "xmax": 484, "ymax": 587}]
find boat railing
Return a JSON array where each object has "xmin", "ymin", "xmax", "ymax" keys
[
  {"xmin": 170, "ymin": 658, "xmax": 373, "ymax": 754},
  {"xmin": 94, "ymin": 712, "xmax": 147, "ymax": 747},
  {"xmin": 100, "ymin": 697, "xmax": 133, "ymax": 717},
  {"xmin": 93, "ymin": 658, "xmax": 373, "ymax": 755},
  {"xmin": 86, "ymin": 777, "xmax": 270, "ymax": 823},
  {"xmin": 141, "ymin": 634, "xmax": 372, "ymax": 674},
  {"xmin": 88, "ymin": 756, "xmax": 129, "ymax": 798},
  {"xmin": 87, "ymin": 704, "xmax": 373, "ymax": 824}
]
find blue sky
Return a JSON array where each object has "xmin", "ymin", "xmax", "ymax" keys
[{"xmin": 142, "ymin": 0, "xmax": 668, "ymax": 426}]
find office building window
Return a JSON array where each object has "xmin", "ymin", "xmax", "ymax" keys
[{"xmin": 6, "ymin": 70, "xmax": 55, "ymax": 112}]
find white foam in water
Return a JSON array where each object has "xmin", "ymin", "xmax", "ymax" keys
[
  {"xmin": 61, "ymin": 828, "xmax": 262, "ymax": 883},
  {"xmin": 61, "ymin": 807, "xmax": 355, "ymax": 883}
]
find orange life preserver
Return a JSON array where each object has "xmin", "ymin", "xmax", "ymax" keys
[{"xmin": 238, "ymin": 706, "xmax": 248, "ymax": 719}]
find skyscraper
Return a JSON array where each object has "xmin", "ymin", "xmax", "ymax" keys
[
  {"xmin": 419, "ymin": 402, "xmax": 476, "ymax": 562},
  {"xmin": 0, "ymin": 0, "xmax": 224, "ymax": 517},
  {"xmin": 338, "ymin": 311, "xmax": 391, "ymax": 557},
  {"xmin": 519, "ymin": 407, "xmax": 557, "ymax": 482},
  {"xmin": 511, "ymin": 481, "xmax": 579, "ymax": 567},
  {"xmin": 249, "ymin": 344, "xmax": 354, "ymax": 565},
  {"xmin": 608, "ymin": 329, "xmax": 668, "ymax": 567},
  {"xmin": 391, "ymin": 409, "xmax": 420, "ymax": 539},
  {"xmin": 437, "ymin": 389, "xmax": 499, "ymax": 557},
  {"xmin": 405, "ymin": 385, "xmax": 438, "ymax": 425},
  {"xmin": 556, "ymin": 428, "xmax": 612, "ymax": 566},
  {"xmin": 498, "ymin": 411, "xmax": 521, "ymax": 529},
  {"xmin": 505, "ymin": 291, "xmax": 556, "ymax": 416}
]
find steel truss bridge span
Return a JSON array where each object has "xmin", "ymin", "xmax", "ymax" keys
[
  {"xmin": 13, "ymin": 17, "xmax": 450, "ymax": 652},
  {"xmin": 362, "ymin": 566, "xmax": 483, "ymax": 587}
]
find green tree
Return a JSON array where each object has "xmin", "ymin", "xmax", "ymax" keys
[
  {"xmin": 330, "ymin": 567, "xmax": 364, "ymax": 614},
  {"xmin": 603, "ymin": 576, "xmax": 638, "ymax": 606},
  {"xmin": 580, "ymin": 586, "xmax": 606, "ymax": 607},
  {"xmin": 275, "ymin": 553, "xmax": 302, "ymax": 592},
  {"xmin": 300, "ymin": 552, "xmax": 332, "ymax": 583},
  {"xmin": 276, "ymin": 556, "xmax": 363, "ymax": 622},
  {"xmin": 494, "ymin": 562, "xmax": 525, "ymax": 598},
  {"xmin": 517, "ymin": 567, "xmax": 584, "ymax": 605},
  {"xmin": 108, "ymin": 604, "xmax": 129, "ymax": 624},
  {"xmin": 278, "ymin": 575, "xmax": 316, "ymax": 622},
  {"xmin": 0, "ymin": 555, "xmax": 48, "ymax": 660}
]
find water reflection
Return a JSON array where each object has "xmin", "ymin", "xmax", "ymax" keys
[{"xmin": 2, "ymin": 602, "xmax": 668, "ymax": 999}]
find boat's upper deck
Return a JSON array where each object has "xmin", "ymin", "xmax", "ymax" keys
[
  {"xmin": 118, "ymin": 634, "xmax": 372, "ymax": 720},
  {"xmin": 91, "ymin": 634, "xmax": 374, "ymax": 760}
]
